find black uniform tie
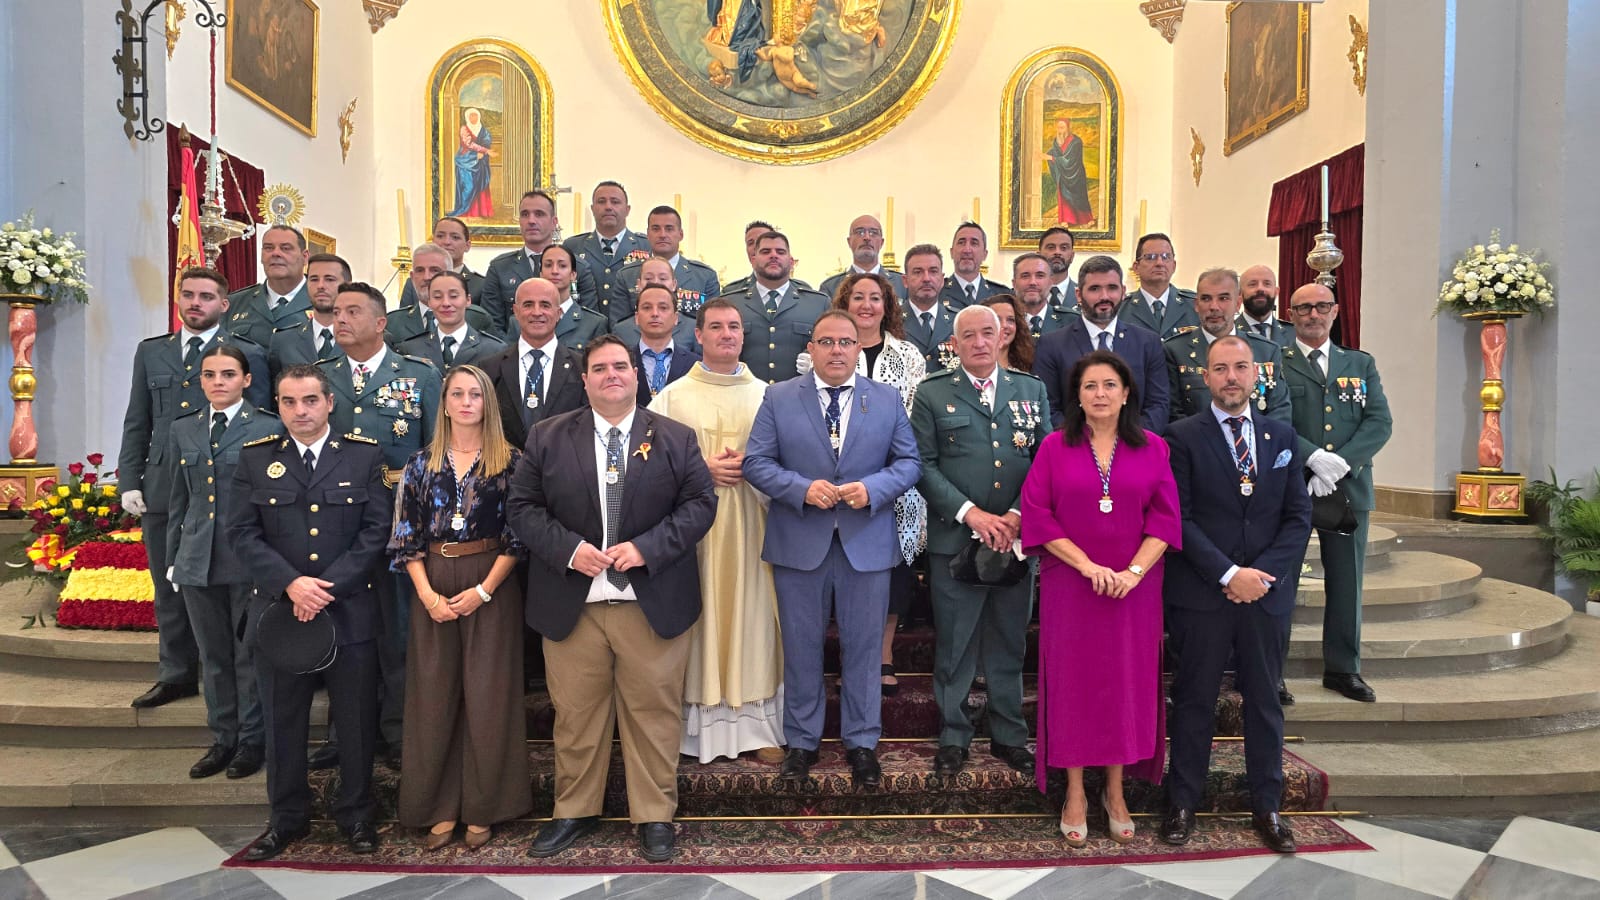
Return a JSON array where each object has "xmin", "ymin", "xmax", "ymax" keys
[{"xmin": 604, "ymin": 427, "xmax": 628, "ymax": 589}]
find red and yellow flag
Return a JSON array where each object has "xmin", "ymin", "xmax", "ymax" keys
[{"xmin": 172, "ymin": 146, "xmax": 204, "ymax": 331}]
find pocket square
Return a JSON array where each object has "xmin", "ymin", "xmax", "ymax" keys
[{"xmin": 1273, "ymin": 449, "xmax": 1293, "ymax": 470}]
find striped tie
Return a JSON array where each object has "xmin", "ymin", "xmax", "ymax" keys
[
  {"xmin": 604, "ymin": 427, "xmax": 628, "ymax": 589},
  {"xmin": 1226, "ymin": 416, "xmax": 1255, "ymax": 478}
]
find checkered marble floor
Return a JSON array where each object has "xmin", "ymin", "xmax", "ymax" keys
[{"xmin": 2, "ymin": 813, "xmax": 1598, "ymax": 899}]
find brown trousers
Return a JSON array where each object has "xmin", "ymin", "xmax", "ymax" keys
[
  {"xmin": 398, "ymin": 551, "xmax": 532, "ymax": 828},
  {"xmin": 544, "ymin": 601, "xmax": 690, "ymax": 823}
]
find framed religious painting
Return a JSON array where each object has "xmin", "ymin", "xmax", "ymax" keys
[
  {"xmin": 225, "ymin": 0, "xmax": 319, "ymax": 136},
  {"xmin": 603, "ymin": 0, "xmax": 961, "ymax": 165},
  {"xmin": 426, "ymin": 39, "xmax": 554, "ymax": 248},
  {"xmin": 999, "ymin": 47, "xmax": 1123, "ymax": 252},
  {"xmin": 303, "ymin": 227, "xmax": 336, "ymax": 256},
  {"xmin": 1224, "ymin": 1, "xmax": 1310, "ymax": 155}
]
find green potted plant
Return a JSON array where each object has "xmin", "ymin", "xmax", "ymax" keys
[{"xmin": 1528, "ymin": 470, "xmax": 1600, "ymax": 614}]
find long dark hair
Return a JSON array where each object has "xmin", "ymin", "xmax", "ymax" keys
[
  {"xmin": 984, "ymin": 293, "xmax": 1034, "ymax": 372},
  {"xmin": 1060, "ymin": 350, "xmax": 1147, "ymax": 448}
]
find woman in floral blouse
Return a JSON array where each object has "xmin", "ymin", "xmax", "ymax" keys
[{"xmin": 388, "ymin": 364, "xmax": 529, "ymax": 850}]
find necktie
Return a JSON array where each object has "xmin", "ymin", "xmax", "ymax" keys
[
  {"xmin": 1256, "ymin": 322, "xmax": 1271, "ymax": 338},
  {"xmin": 1153, "ymin": 299, "xmax": 1167, "ymax": 321},
  {"xmin": 210, "ymin": 411, "xmax": 227, "ymax": 445},
  {"xmin": 764, "ymin": 289, "xmax": 780, "ymax": 316},
  {"xmin": 1097, "ymin": 331, "xmax": 1110, "ymax": 351},
  {"xmin": 1049, "ymin": 286, "xmax": 1061, "ymax": 308},
  {"xmin": 1226, "ymin": 415, "xmax": 1255, "ymax": 479},
  {"xmin": 824, "ymin": 386, "xmax": 845, "ymax": 458},
  {"xmin": 524, "ymin": 349, "xmax": 545, "ymax": 406},
  {"xmin": 920, "ymin": 311, "xmax": 933, "ymax": 333},
  {"xmin": 603, "ymin": 427, "xmax": 628, "ymax": 589},
  {"xmin": 425, "ymin": 311, "xmax": 437, "ymax": 337},
  {"xmin": 183, "ymin": 335, "xmax": 203, "ymax": 369},
  {"xmin": 317, "ymin": 327, "xmax": 336, "ymax": 359},
  {"xmin": 1029, "ymin": 315, "xmax": 1042, "ymax": 335},
  {"xmin": 441, "ymin": 335, "xmax": 457, "ymax": 367},
  {"xmin": 643, "ymin": 348, "xmax": 670, "ymax": 395},
  {"xmin": 1308, "ymin": 348, "xmax": 1326, "ymax": 381},
  {"xmin": 601, "ymin": 237, "xmax": 617, "ymax": 258},
  {"xmin": 273, "ymin": 296, "xmax": 287, "ymax": 311},
  {"xmin": 964, "ymin": 284, "xmax": 976, "ymax": 305},
  {"xmin": 302, "ymin": 447, "xmax": 316, "ymax": 475},
  {"xmin": 975, "ymin": 378, "xmax": 992, "ymax": 410}
]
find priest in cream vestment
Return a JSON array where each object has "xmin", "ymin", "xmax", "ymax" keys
[{"xmin": 650, "ymin": 299, "xmax": 784, "ymax": 762}]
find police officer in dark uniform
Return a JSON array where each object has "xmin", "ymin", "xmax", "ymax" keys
[
  {"xmin": 1013, "ymin": 253, "xmax": 1074, "ymax": 340},
  {"xmin": 479, "ymin": 191, "xmax": 597, "ymax": 336},
  {"xmin": 230, "ymin": 364, "xmax": 390, "ymax": 861},
  {"xmin": 564, "ymin": 180, "xmax": 653, "ymax": 324},
  {"xmin": 227, "ymin": 225, "xmax": 312, "ymax": 348},
  {"xmin": 542, "ymin": 244, "xmax": 611, "ymax": 352},
  {"xmin": 121, "ymin": 266, "xmax": 269, "ymax": 711},
  {"xmin": 725, "ymin": 230, "xmax": 830, "ymax": 384},
  {"xmin": 611, "ymin": 257, "xmax": 700, "ymax": 353}
]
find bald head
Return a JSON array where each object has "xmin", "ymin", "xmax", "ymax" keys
[
  {"xmin": 513, "ymin": 277, "xmax": 561, "ymax": 344},
  {"xmin": 848, "ymin": 214, "xmax": 885, "ymax": 267},
  {"xmin": 1240, "ymin": 264, "xmax": 1279, "ymax": 319},
  {"xmin": 1286, "ymin": 283, "xmax": 1337, "ymax": 345}
]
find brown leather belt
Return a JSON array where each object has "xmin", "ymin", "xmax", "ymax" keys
[{"xmin": 428, "ymin": 538, "xmax": 504, "ymax": 558}]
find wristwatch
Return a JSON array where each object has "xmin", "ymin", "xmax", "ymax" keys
[
  {"xmin": 1128, "ymin": 564, "xmax": 1145, "ymax": 576},
  {"xmin": 474, "ymin": 584, "xmax": 492, "ymax": 603}
]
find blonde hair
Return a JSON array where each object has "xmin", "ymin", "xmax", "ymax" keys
[{"xmin": 426, "ymin": 365, "xmax": 513, "ymax": 477}]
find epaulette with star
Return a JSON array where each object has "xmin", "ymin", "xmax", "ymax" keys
[
  {"xmin": 242, "ymin": 434, "xmax": 281, "ymax": 448},
  {"xmin": 343, "ymin": 433, "xmax": 379, "ymax": 445}
]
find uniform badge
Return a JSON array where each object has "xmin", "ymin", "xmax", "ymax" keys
[
  {"xmin": 393, "ymin": 419, "xmax": 409, "ymax": 437},
  {"xmin": 266, "ymin": 461, "xmax": 286, "ymax": 479},
  {"xmin": 1013, "ymin": 430, "xmax": 1029, "ymax": 448},
  {"xmin": 946, "ymin": 403, "xmax": 957, "ymax": 413}
]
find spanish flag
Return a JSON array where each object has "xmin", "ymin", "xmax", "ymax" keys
[{"xmin": 172, "ymin": 145, "xmax": 204, "ymax": 331}]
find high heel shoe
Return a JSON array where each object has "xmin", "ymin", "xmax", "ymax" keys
[
  {"xmin": 424, "ymin": 822, "xmax": 457, "ymax": 850},
  {"xmin": 1102, "ymin": 794, "xmax": 1136, "ymax": 844},
  {"xmin": 1059, "ymin": 816, "xmax": 1089, "ymax": 848}
]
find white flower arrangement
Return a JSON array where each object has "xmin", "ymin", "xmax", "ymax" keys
[
  {"xmin": 0, "ymin": 212, "xmax": 90, "ymax": 303},
  {"xmin": 1435, "ymin": 228, "xmax": 1555, "ymax": 317}
]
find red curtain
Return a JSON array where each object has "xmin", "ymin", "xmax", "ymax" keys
[
  {"xmin": 165, "ymin": 127, "xmax": 264, "ymax": 324},
  {"xmin": 1267, "ymin": 144, "xmax": 1364, "ymax": 348}
]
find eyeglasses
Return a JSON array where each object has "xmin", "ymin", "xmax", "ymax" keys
[
  {"xmin": 812, "ymin": 337, "xmax": 859, "ymax": 349},
  {"xmin": 1289, "ymin": 301, "xmax": 1337, "ymax": 315},
  {"xmin": 850, "ymin": 228, "xmax": 883, "ymax": 238},
  {"xmin": 1137, "ymin": 252, "xmax": 1175, "ymax": 262}
]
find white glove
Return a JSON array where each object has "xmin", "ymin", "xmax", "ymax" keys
[
  {"xmin": 122, "ymin": 489, "xmax": 146, "ymax": 516},
  {"xmin": 166, "ymin": 566, "xmax": 179, "ymax": 593},
  {"xmin": 1307, "ymin": 449, "xmax": 1350, "ymax": 483},
  {"xmin": 1308, "ymin": 473, "xmax": 1337, "ymax": 497}
]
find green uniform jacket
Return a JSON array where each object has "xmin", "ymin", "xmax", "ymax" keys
[
  {"xmin": 316, "ymin": 350, "xmax": 442, "ymax": 475},
  {"xmin": 721, "ymin": 273, "xmax": 813, "ymax": 297},
  {"xmin": 226, "ymin": 282, "xmax": 311, "ymax": 349},
  {"xmin": 725, "ymin": 282, "xmax": 832, "ymax": 384},
  {"xmin": 1119, "ymin": 286, "xmax": 1200, "ymax": 340},
  {"xmin": 938, "ymin": 275, "xmax": 1009, "ymax": 310},
  {"xmin": 383, "ymin": 301, "xmax": 494, "ymax": 348},
  {"xmin": 395, "ymin": 325, "xmax": 507, "ymax": 371},
  {"xmin": 564, "ymin": 229, "xmax": 652, "ymax": 323},
  {"xmin": 910, "ymin": 367, "xmax": 1051, "ymax": 556},
  {"xmin": 478, "ymin": 247, "xmax": 598, "ymax": 337},
  {"xmin": 399, "ymin": 266, "xmax": 485, "ymax": 309},
  {"xmin": 165, "ymin": 402, "xmax": 281, "ymax": 586},
  {"xmin": 618, "ymin": 254, "xmax": 722, "ymax": 321},
  {"xmin": 1237, "ymin": 313, "xmax": 1296, "ymax": 349},
  {"xmin": 268, "ymin": 318, "xmax": 340, "ymax": 382},
  {"xmin": 553, "ymin": 301, "xmax": 611, "ymax": 352},
  {"xmin": 1280, "ymin": 342, "xmax": 1392, "ymax": 511},
  {"xmin": 1026, "ymin": 303, "xmax": 1078, "ymax": 341},
  {"xmin": 820, "ymin": 267, "xmax": 906, "ymax": 301},
  {"xmin": 1164, "ymin": 329, "xmax": 1293, "ymax": 423}
]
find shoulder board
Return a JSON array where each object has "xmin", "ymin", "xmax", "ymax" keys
[
  {"xmin": 1003, "ymin": 367, "xmax": 1043, "ymax": 382},
  {"xmin": 399, "ymin": 353, "xmax": 437, "ymax": 367},
  {"xmin": 795, "ymin": 287, "xmax": 830, "ymax": 299},
  {"xmin": 1342, "ymin": 346, "xmax": 1375, "ymax": 360},
  {"xmin": 242, "ymin": 434, "xmax": 281, "ymax": 448},
  {"xmin": 1162, "ymin": 330, "xmax": 1197, "ymax": 346},
  {"xmin": 1172, "ymin": 325, "xmax": 1200, "ymax": 336},
  {"xmin": 490, "ymin": 247, "xmax": 526, "ymax": 264},
  {"xmin": 792, "ymin": 277, "xmax": 815, "ymax": 290},
  {"xmin": 140, "ymin": 332, "xmax": 172, "ymax": 344},
  {"xmin": 985, "ymin": 278, "xmax": 1009, "ymax": 290},
  {"xmin": 919, "ymin": 369, "xmax": 955, "ymax": 385},
  {"xmin": 315, "ymin": 356, "xmax": 344, "ymax": 367},
  {"xmin": 1174, "ymin": 287, "xmax": 1198, "ymax": 300},
  {"xmin": 343, "ymin": 433, "xmax": 379, "ymax": 445},
  {"xmin": 683, "ymin": 258, "xmax": 714, "ymax": 271},
  {"xmin": 251, "ymin": 409, "xmax": 281, "ymax": 420},
  {"xmin": 222, "ymin": 332, "xmax": 266, "ymax": 349}
]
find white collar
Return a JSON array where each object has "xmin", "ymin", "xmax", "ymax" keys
[
  {"xmin": 597, "ymin": 228, "xmax": 629, "ymax": 244},
  {"xmin": 640, "ymin": 339, "xmax": 675, "ymax": 356},
  {"xmin": 756, "ymin": 280, "xmax": 792, "ymax": 299},
  {"xmin": 519, "ymin": 335, "xmax": 560, "ymax": 361},
  {"xmin": 813, "ymin": 373, "xmax": 857, "ymax": 393},
  {"xmin": 180, "ymin": 324, "xmax": 220, "ymax": 346},
  {"xmin": 591, "ymin": 408, "xmax": 637, "ymax": 439},
  {"xmin": 961, "ymin": 365, "xmax": 999, "ymax": 387},
  {"xmin": 268, "ymin": 278, "xmax": 306, "ymax": 305},
  {"xmin": 1296, "ymin": 337, "xmax": 1333, "ymax": 358},
  {"xmin": 438, "ymin": 321, "xmax": 470, "ymax": 344},
  {"xmin": 666, "ymin": 253, "xmax": 682, "ymax": 269},
  {"xmin": 1201, "ymin": 327, "xmax": 1239, "ymax": 345},
  {"xmin": 560, "ymin": 298, "xmax": 574, "ymax": 316},
  {"xmin": 210, "ymin": 398, "xmax": 245, "ymax": 423},
  {"xmin": 1140, "ymin": 285, "xmax": 1173, "ymax": 305},
  {"xmin": 1241, "ymin": 310, "xmax": 1274, "ymax": 327},
  {"xmin": 851, "ymin": 263, "xmax": 883, "ymax": 276},
  {"xmin": 953, "ymin": 273, "xmax": 982, "ymax": 291},
  {"xmin": 293, "ymin": 427, "xmax": 331, "ymax": 460},
  {"xmin": 1210, "ymin": 404, "xmax": 1252, "ymax": 426},
  {"xmin": 1083, "ymin": 317, "xmax": 1119, "ymax": 340},
  {"xmin": 349, "ymin": 345, "xmax": 387, "ymax": 373}
]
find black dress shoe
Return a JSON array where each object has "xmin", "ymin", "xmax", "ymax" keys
[
  {"xmin": 130, "ymin": 681, "xmax": 198, "ymax": 709},
  {"xmin": 307, "ymin": 743, "xmax": 340, "ymax": 771},
  {"xmin": 343, "ymin": 822, "xmax": 379, "ymax": 854},
  {"xmin": 1322, "ymin": 672, "xmax": 1377, "ymax": 702},
  {"xmin": 242, "ymin": 824, "xmax": 309, "ymax": 861},
  {"xmin": 846, "ymin": 746, "xmax": 881, "ymax": 790},
  {"xmin": 1252, "ymin": 811, "xmax": 1298, "ymax": 853},
  {"xmin": 880, "ymin": 663, "xmax": 900, "ymax": 697},
  {"xmin": 637, "ymin": 821, "xmax": 676, "ymax": 862},
  {"xmin": 779, "ymin": 747, "xmax": 819, "ymax": 783},
  {"xmin": 226, "ymin": 744, "xmax": 265, "ymax": 779},
  {"xmin": 1160, "ymin": 807, "xmax": 1196, "ymax": 846},
  {"xmin": 933, "ymin": 744, "xmax": 969, "ymax": 776},
  {"xmin": 1278, "ymin": 679, "xmax": 1296, "ymax": 706},
  {"xmin": 189, "ymin": 743, "xmax": 235, "ymax": 779},
  {"xmin": 528, "ymin": 816, "xmax": 600, "ymax": 857},
  {"xmin": 990, "ymin": 742, "xmax": 1036, "ymax": 777}
]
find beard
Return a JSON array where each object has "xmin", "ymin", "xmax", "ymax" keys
[{"xmin": 1243, "ymin": 291, "xmax": 1277, "ymax": 318}]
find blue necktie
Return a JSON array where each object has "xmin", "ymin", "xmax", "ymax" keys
[
  {"xmin": 825, "ymin": 386, "xmax": 846, "ymax": 459},
  {"xmin": 524, "ymin": 349, "xmax": 544, "ymax": 406},
  {"xmin": 1097, "ymin": 331, "xmax": 1110, "ymax": 351},
  {"xmin": 1226, "ymin": 415, "xmax": 1255, "ymax": 478},
  {"xmin": 643, "ymin": 348, "xmax": 670, "ymax": 395}
]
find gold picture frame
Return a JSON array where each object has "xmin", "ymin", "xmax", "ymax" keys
[
  {"xmin": 1223, "ymin": 1, "xmax": 1310, "ymax": 156},
  {"xmin": 224, "ymin": 0, "xmax": 319, "ymax": 137},
  {"xmin": 999, "ymin": 46, "xmax": 1123, "ymax": 252},
  {"xmin": 304, "ymin": 227, "xmax": 336, "ymax": 256},
  {"xmin": 427, "ymin": 38, "xmax": 554, "ymax": 248},
  {"xmin": 602, "ymin": 0, "xmax": 961, "ymax": 165}
]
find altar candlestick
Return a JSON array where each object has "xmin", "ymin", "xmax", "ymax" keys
[
  {"xmin": 1138, "ymin": 198, "xmax": 1148, "ymax": 237},
  {"xmin": 972, "ymin": 196, "xmax": 980, "ymax": 224},
  {"xmin": 885, "ymin": 196, "xmax": 895, "ymax": 246},
  {"xmin": 397, "ymin": 189, "xmax": 410, "ymax": 248},
  {"xmin": 573, "ymin": 191, "xmax": 582, "ymax": 230},
  {"xmin": 674, "ymin": 193, "xmax": 683, "ymax": 212},
  {"xmin": 1321, "ymin": 165, "xmax": 1330, "ymax": 224}
]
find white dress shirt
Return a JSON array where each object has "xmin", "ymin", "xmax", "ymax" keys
[
  {"xmin": 518, "ymin": 335, "xmax": 561, "ymax": 400},
  {"xmin": 1140, "ymin": 286, "xmax": 1174, "ymax": 309},
  {"xmin": 756, "ymin": 280, "xmax": 792, "ymax": 308},
  {"xmin": 1084, "ymin": 317, "xmax": 1119, "ymax": 352},
  {"xmin": 179, "ymin": 323, "xmax": 220, "ymax": 351},
  {"xmin": 438, "ymin": 322, "xmax": 469, "ymax": 356},
  {"xmin": 813, "ymin": 373, "xmax": 857, "ymax": 447},
  {"xmin": 1296, "ymin": 337, "xmax": 1332, "ymax": 378},
  {"xmin": 268, "ymin": 277, "xmax": 307, "ymax": 309},
  {"xmin": 1211, "ymin": 403, "xmax": 1258, "ymax": 588},
  {"xmin": 582, "ymin": 409, "xmax": 639, "ymax": 603},
  {"xmin": 348, "ymin": 346, "xmax": 388, "ymax": 386},
  {"xmin": 209, "ymin": 398, "xmax": 245, "ymax": 427},
  {"xmin": 292, "ymin": 427, "xmax": 331, "ymax": 470}
]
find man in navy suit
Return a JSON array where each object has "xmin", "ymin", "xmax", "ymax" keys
[
  {"xmin": 1033, "ymin": 255, "xmax": 1169, "ymax": 433},
  {"xmin": 744, "ymin": 310, "xmax": 922, "ymax": 789},
  {"xmin": 1160, "ymin": 336, "xmax": 1312, "ymax": 854},
  {"xmin": 629, "ymin": 285, "xmax": 700, "ymax": 405}
]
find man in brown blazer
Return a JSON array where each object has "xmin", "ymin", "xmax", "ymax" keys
[{"xmin": 507, "ymin": 335, "xmax": 717, "ymax": 862}]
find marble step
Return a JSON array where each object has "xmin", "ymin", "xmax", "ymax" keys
[
  {"xmin": 0, "ymin": 588, "xmax": 159, "ymax": 681},
  {"xmin": 1292, "ymin": 550, "xmax": 1482, "ymax": 625},
  {"xmin": 1285, "ymin": 579, "xmax": 1572, "ymax": 676},
  {"xmin": 1282, "ymin": 613, "xmax": 1600, "ymax": 742},
  {"xmin": 1296, "ymin": 728, "xmax": 1600, "ymax": 815},
  {"xmin": 1304, "ymin": 524, "xmax": 1400, "ymax": 578}
]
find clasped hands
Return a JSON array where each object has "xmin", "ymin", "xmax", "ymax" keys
[
  {"xmin": 1223, "ymin": 567, "xmax": 1276, "ymax": 604},
  {"xmin": 805, "ymin": 479, "xmax": 870, "ymax": 511},
  {"xmin": 285, "ymin": 575, "xmax": 336, "ymax": 622},
  {"xmin": 967, "ymin": 509, "xmax": 1020, "ymax": 553},
  {"xmin": 571, "ymin": 540, "xmax": 645, "ymax": 579},
  {"xmin": 706, "ymin": 447, "xmax": 745, "ymax": 488},
  {"xmin": 1307, "ymin": 449, "xmax": 1351, "ymax": 498},
  {"xmin": 1077, "ymin": 562, "xmax": 1144, "ymax": 599}
]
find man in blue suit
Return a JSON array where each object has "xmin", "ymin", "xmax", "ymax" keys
[
  {"xmin": 629, "ymin": 285, "xmax": 701, "ymax": 405},
  {"xmin": 1160, "ymin": 336, "xmax": 1312, "ymax": 854},
  {"xmin": 1033, "ymin": 255, "xmax": 1169, "ymax": 433},
  {"xmin": 744, "ymin": 311, "xmax": 922, "ymax": 789}
]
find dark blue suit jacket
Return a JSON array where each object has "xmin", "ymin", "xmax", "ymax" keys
[
  {"xmin": 1033, "ymin": 317, "xmax": 1170, "ymax": 434},
  {"xmin": 1163, "ymin": 411, "xmax": 1312, "ymax": 618},
  {"xmin": 634, "ymin": 344, "xmax": 701, "ymax": 407}
]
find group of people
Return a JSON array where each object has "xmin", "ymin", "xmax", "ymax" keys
[{"xmin": 116, "ymin": 180, "xmax": 1392, "ymax": 864}]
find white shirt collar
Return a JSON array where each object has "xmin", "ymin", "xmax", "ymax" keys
[
  {"xmin": 591, "ymin": 408, "xmax": 637, "ymax": 439},
  {"xmin": 269, "ymin": 278, "xmax": 306, "ymax": 306},
  {"xmin": 1241, "ymin": 310, "xmax": 1273, "ymax": 327},
  {"xmin": 954, "ymin": 273, "xmax": 981, "ymax": 292},
  {"xmin": 210, "ymin": 398, "xmax": 245, "ymax": 423},
  {"xmin": 559, "ymin": 298, "xmax": 574, "ymax": 316},
  {"xmin": 350, "ymin": 345, "xmax": 387, "ymax": 373},
  {"xmin": 961, "ymin": 365, "xmax": 999, "ymax": 387},
  {"xmin": 1083, "ymin": 317, "xmax": 1119, "ymax": 342},
  {"xmin": 665, "ymin": 253, "xmax": 683, "ymax": 270},
  {"xmin": 1140, "ymin": 285, "xmax": 1173, "ymax": 305},
  {"xmin": 756, "ymin": 280, "xmax": 792, "ymax": 300},
  {"xmin": 293, "ymin": 427, "xmax": 331, "ymax": 461},
  {"xmin": 851, "ymin": 263, "xmax": 883, "ymax": 276},
  {"xmin": 181, "ymin": 324, "xmax": 220, "ymax": 346},
  {"xmin": 1201, "ymin": 326, "xmax": 1239, "ymax": 345},
  {"xmin": 439, "ymin": 321, "xmax": 470, "ymax": 345},
  {"xmin": 1211, "ymin": 403, "xmax": 1253, "ymax": 426},
  {"xmin": 1296, "ymin": 337, "xmax": 1333, "ymax": 359},
  {"xmin": 597, "ymin": 228, "xmax": 629, "ymax": 244},
  {"xmin": 813, "ymin": 373, "xmax": 857, "ymax": 394},
  {"xmin": 640, "ymin": 339, "xmax": 675, "ymax": 356},
  {"xmin": 519, "ymin": 335, "xmax": 560, "ymax": 362}
]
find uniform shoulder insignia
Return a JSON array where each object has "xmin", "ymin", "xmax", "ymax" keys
[
  {"xmin": 1004, "ymin": 367, "xmax": 1043, "ymax": 382},
  {"xmin": 140, "ymin": 333, "xmax": 171, "ymax": 344},
  {"xmin": 1162, "ymin": 331, "xmax": 1194, "ymax": 346},
  {"xmin": 253, "ymin": 409, "xmax": 281, "ymax": 420},
  {"xmin": 242, "ymin": 434, "xmax": 281, "ymax": 448},
  {"xmin": 343, "ymin": 433, "xmax": 379, "ymax": 445},
  {"xmin": 399, "ymin": 353, "xmax": 436, "ymax": 366},
  {"xmin": 919, "ymin": 369, "xmax": 954, "ymax": 384},
  {"xmin": 1173, "ymin": 325, "xmax": 1200, "ymax": 336},
  {"xmin": 315, "ymin": 356, "xmax": 343, "ymax": 367},
  {"xmin": 684, "ymin": 258, "xmax": 714, "ymax": 271}
]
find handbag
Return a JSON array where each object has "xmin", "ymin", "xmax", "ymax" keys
[
  {"xmin": 1308, "ymin": 475, "xmax": 1359, "ymax": 534},
  {"xmin": 949, "ymin": 536, "xmax": 1031, "ymax": 587}
]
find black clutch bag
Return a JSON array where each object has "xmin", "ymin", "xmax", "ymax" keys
[
  {"xmin": 1308, "ymin": 475, "xmax": 1359, "ymax": 534},
  {"xmin": 949, "ymin": 537, "xmax": 1031, "ymax": 587}
]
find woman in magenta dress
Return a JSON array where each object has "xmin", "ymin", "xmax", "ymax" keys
[{"xmin": 1021, "ymin": 350, "xmax": 1180, "ymax": 848}]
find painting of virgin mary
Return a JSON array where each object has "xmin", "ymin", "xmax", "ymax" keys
[{"xmin": 448, "ymin": 107, "xmax": 495, "ymax": 218}]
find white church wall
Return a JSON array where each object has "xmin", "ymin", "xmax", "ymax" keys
[
  {"xmin": 165, "ymin": 0, "xmax": 377, "ymax": 289},
  {"xmin": 1166, "ymin": 0, "xmax": 1368, "ymax": 282},
  {"xmin": 369, "ymin": 1, "xmax": 1176, "ymax": 290}
]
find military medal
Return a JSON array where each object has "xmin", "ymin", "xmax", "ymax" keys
[
  {"xmin": 1013, "ymin": 430, "xmax": 1028, "ymax": 448},
  {"xmin": 1090, "ymin": 437, "xmax": 1117, "ymax": 515},
  {"xmin": 393, "ymin": 419, "xmax": 409, "ymax": 437},
  {"xmin": 1240, "ymin": 480, "xmax": 1254, "ymax": 497},
  {"xmin": 266, "ymin": 461, "xmax": 286, "ymax": 479},
  {"xmin": 526, "ymin": 394, "xmax": 540, "ymax": 409}
]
